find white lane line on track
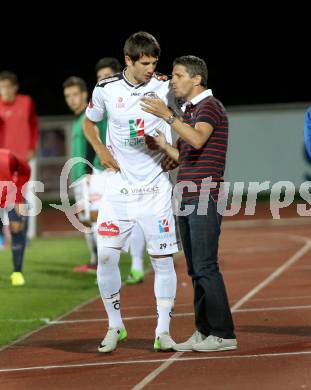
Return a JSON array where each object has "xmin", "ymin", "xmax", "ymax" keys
[
  {"xmin": 4, "ymin": 303, "xmax": 311, "ymax": 324},
  {"xmin": 131, "ymin": 352, "xmax": 184, "ymax": 390},
  {"xmin": 230, "ymin": 239, "xmax": 311, "ymax": 311},
  {"xmin": 1, "ymin": 350, "xmax": 311, "ymax": 374},
  {"xmin": 132, "ymin": 236, "xmax": 311, "ymax": 390},
  {"xmin": 250, "ymin": 295, "xmax": 311, "ymax": 302}
]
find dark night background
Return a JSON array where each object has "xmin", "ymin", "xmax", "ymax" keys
[{"xmin": 1, "ymin": 10, "xmax": 309, "ymax": 116}]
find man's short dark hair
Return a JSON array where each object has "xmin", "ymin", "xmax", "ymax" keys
[
  {"xmin": 62, "ymin": 76, "xmax": 87, "ymax": 92},
  {"xmin": 124, "ymin": 31, "xmax": 161, "ymax": 62},
  {"xmin": 0, "ymin": 71, "xmax": 18, "ymax": 85},
  {"xmin": 173, "ymin": 56, "xmax": 208, "ymax": 87},
  {"xmin": 95, "ymin": 57, "xmax": 122, "ymax": 74}
]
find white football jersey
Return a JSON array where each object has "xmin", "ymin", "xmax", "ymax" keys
[{"xmin": 86, "ymin": 71, "xmax": 173, "ymax": 186}]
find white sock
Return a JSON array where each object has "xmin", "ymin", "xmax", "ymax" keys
[
  {"xmin": 84, "ymin": 231, "xmax": 97, "ymax": 265},
  {"xmin": 97, "ymin": 246, "xmax": 123, "ymax": 329},
  {"xmin": 151, "ymin": 256, "xmax": 177, "ymax": 337},
  {"xmin": 130, "ymin": 224, "xmax": 145, "ymax": 273}
]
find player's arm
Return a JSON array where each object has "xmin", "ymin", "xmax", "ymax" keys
[
  {"xmin": 83, "ymin": 117, "xmax": 119, "ymax": 171},
  {"xmin": 141, "ymin": 97, "xmax": 213, "ymax": 149},
  {"xmin": 28, "ymin": 98, "xmax": 39, "ymax": 160},
  {"xmin": 83, "ymin": 88, "xmax": 119, "ymax": 171},
  {"xmin": 304, "ymin": 107, "xmax": 311, "ymax": 158},
  {"xmin": 145, "ymin": 129, "xmax": 179, "ymax": 162}
]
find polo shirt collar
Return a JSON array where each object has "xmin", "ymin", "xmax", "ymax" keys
[{"xmin": 182, "ymin": 89, "xmax": 213, "ymax": 112}]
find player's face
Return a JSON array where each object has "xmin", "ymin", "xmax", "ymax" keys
[
  {"xmin": 171, "ymin": 64, "xmax": 197, "ymax": 100},
  {"xmin": 64, "ymin": 86, "xmax": 87, "ymax": 114},
  {"xmin": 0, "ymin": 80, "xmax": 18, "ymax": 102},
  {"xmin": 97, "ymin": 67, "xmax": 114, "ymax": 82},
  {"xmin": 125, "ymin": 55, "xmax": 158, "ymax": 84}
]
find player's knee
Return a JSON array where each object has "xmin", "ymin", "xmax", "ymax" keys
[
  {"xmin": 11, "ymin": 227, "xmax": 26, "ymax": 249},
  {"xmin": 98, "ymin": 246, "xmax": 121, "ymax": 266},
  {"xmin": 9, "ymin": 221, "xmax": 24, "ymax": 234},
  {"xmin": 78, "ymin": 216, "xmax": 91, "ymax": 227}
]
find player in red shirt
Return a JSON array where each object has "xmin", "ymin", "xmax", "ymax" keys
[
  {"xmin": 0, "ymin": 71, "xmax": 39, "ymax": 161},
  {"xmin": 0, "ymin": 71, "xmax": 39, "ymax": 267},
  {"xmin": 0, "ymin": 149, "xmax": 31, "ymax": 286}
]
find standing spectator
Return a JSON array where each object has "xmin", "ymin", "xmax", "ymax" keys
[
  {"xmin": 0, "ymin": 149, "xmax": 31, "ymax": 286},
  {"xmin": 95, "ymin": 57, "xmax": 122, "ymax": 81},
  {"xmin": 304, "ymin": 106, "xmax": 311, "ymax": 158},
  {"xmin": 0, "ymin": 71, "xmax": 39, "ymax": 161},
  {"xmin": 0, "ymin": 71, "xmax": 39, "ymax": 284},
  {"xmin": 142, "ymin": 55, "xmax": 237, "ymax": 352},
  {"xmin": 63, "ymin": 76, "xmax": 99, "ymax": 272}
]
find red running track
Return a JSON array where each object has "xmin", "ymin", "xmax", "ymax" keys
[{"xmin": 1, "ymin": 220, "xmax": 311, "ymax": 389}]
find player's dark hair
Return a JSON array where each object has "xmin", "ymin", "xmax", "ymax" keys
[
  {"xmin": 173, "ymin": 56, "xmax": 208, "ymax": 87},
  {"xmin": 95, "ymin": 57, "xmax": 122, "ymax": 74},
  {"xmin": 124, "ymin": 31, "xmax": 161, "ymax": 62},
  {"xmin": 62, "ymin": 76, "xmax": 87, "ymax": 92},
  {"xmin": 0, "ymin": 71, "xmax": 18, "ymax": 85}
]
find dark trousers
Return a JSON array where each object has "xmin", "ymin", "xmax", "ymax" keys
[{"xmin": 178, "ymin": 196, "xmax": 235, "ymax": 339}]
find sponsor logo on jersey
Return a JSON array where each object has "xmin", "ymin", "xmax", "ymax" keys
[
  {"xmin": 158, "ymin": 219, "xmax": 170, "ymax": 233},
  {"xmin": 151, "ymin": 232, "xmax": 176, "ymax": 240},
  {"xmin": 120, "ymin": 185, "xmax": 160, "ymax": 195},
  {"xmin": 98, "ymin": 222, "xmax": 120, "ymax": 236},
  {"xmin": 120, "ymin": 187, "xmax": 129, "ymax": 195},
  {"xmin": 144, "ymin": 91, "xmax": 158, "ymax": 99},
  {"xmin": 116, "ymin": 96, "xmax": 125, "ymax": 108},
  {"xmin": 124, "ymin": 118, "xmax": 145, "ymax": 147},
  {"xmin": 129, "ymin": 118, "xmax": 145, "ymax": 137},
  {"xmin": 131, "ymin": 185, "xmax": 159, "ymax": 195},
  {"xmin": 131, "ymin": 92, "xmax": 141, "ymax": 96},
  {"xmin": 124, "ymin": 137, "xmax": 145, "ymax": 147}
]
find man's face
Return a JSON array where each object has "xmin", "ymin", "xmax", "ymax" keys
[
  {"xmin": 64, "ymin": 86, "xmax": 87, "ymax": 114},
  {"xmin": 125, "ymin": 55, "xmax": 158, "ymax": 84},
  {"xmin": 171, "ymin": 64, "xmax": 196, "ymax": 99},
  {"xmin": 0, "ymin": 79, "xmax": 18, "ymax": 102},
  {"xmin": 97, "ymin": 67, "xmax": 115, "ymax": 81}
]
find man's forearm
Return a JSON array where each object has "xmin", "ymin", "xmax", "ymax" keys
[
  {"xmin": 163, "ymin": 143, "xmax": 179, "ymax": 162},
  {"xmin": 83, "ymin": 117, "xmax": 106, "ymax": 154},
  {"xmin": 83, "ymin": 116, "xmax": 119, "ymax": 171},
  {"xmin": 140, "ymin": 98, "xmax": 211, "ymax": 149}
]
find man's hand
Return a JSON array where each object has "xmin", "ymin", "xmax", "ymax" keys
[
  {"xmin": 140, "ymin": 97, "xmax": 172, "ymax": 120},
  {"xmin": 161, "ymin": 155, "xmax": 179, "ymax": 172},
  {"xmin": 145, "ymin": 129, "xmax": 168, "ymax": 151},
  {"xmin": 27, "ymin": 150, "xmax": 35, "ymax": 161},
  {"xmin": 95, "ymin": 144, "xmax": 119, "ymax": 172}
]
